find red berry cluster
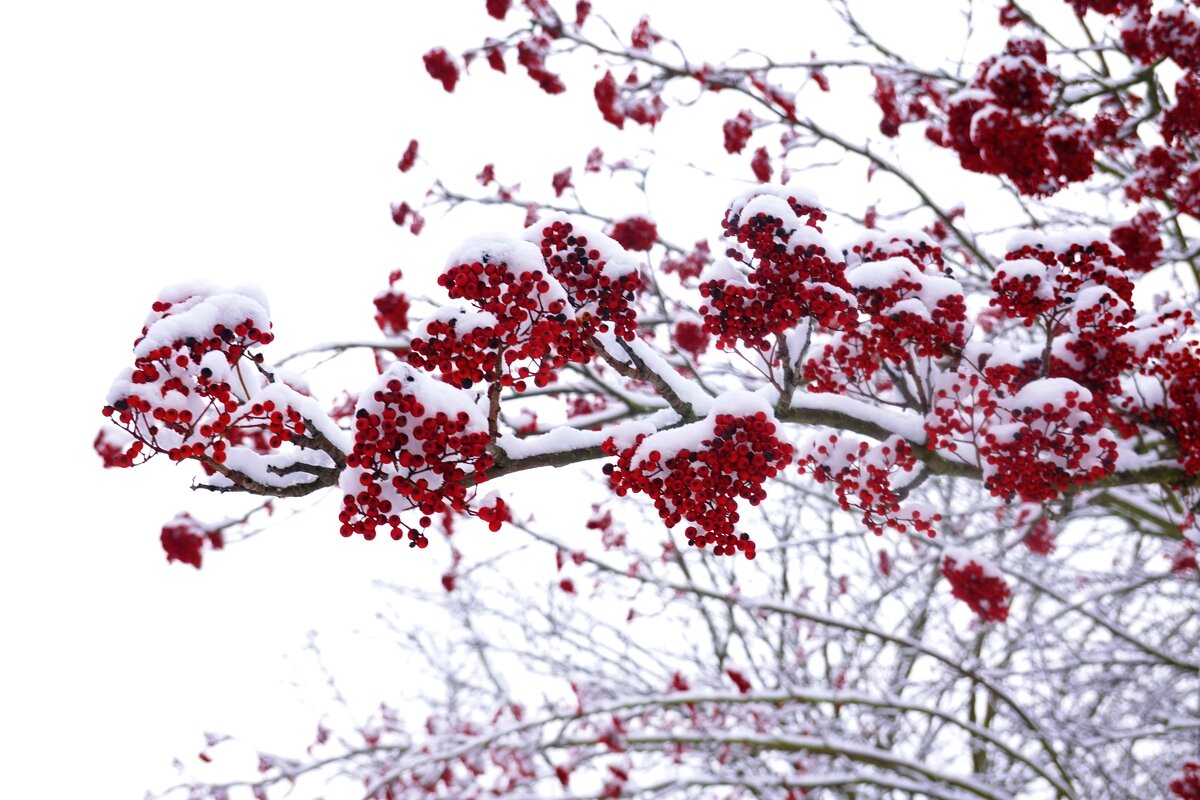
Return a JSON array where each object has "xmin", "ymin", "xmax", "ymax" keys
[
  {"xmin": 485, "ymin": 0, "xmax": 509, "ymax": 21},
  {"xmin": 722, "ymin": 110, "xmax": 755, "ymax": 154},
  {"xmin": 551, "ymin": 166, "xmax": 573, "ymax": 197},
  {"xmin": 797, "ymin": 433, "xmax": 940, "ymax": 535},
  {"xmin": 1176, "ymin": 165, "xmax": 1200, "ymax": 219},
  {"xmin": 1066, "ymin": 0, "xmax": 1149, "ymax": 16},
  {"xmin": 594, "ymin": 69, "xmax": 666, "ymax": 129},
  {"xmin": 993, "ymin": 239, "xmax": 1132, "ymax": 322},
  {"xmin": 566, "ymin": 393, "xmax": 609, "ymax": 420},
  {"xmin": 925, "ymin": 369, "xmax": 996, "ymax": 457},
  {"xmin": 1110, "ymin": 209, "xmax": 1163, "ymax": 273},
  {"xmin": 602, "ymin": 411, "xmax": 794, "ymax": 558},
  {"xmin": 872, "ymin": 69, "xmax": 938, "ymax": 136},
  {"xmin": 979, "ymin": 379, "xmax": 1118, "ymax": 503},
  {"xmin": 699, "ymin": 191, "xmax": 856, "ymax": 351},
  {"xmin": 672, "ymin": 320, "xmax": 709, "ymax": 362},
  {"xmin": 1170, "ymin": 761, "xmax": 1200, "ymax": 800},
  {"xmin": 410, "ymin": 221, "xmax": 641, "ymax": 391},
  {"xmin": 1121, "ymin": 338, "xmax": 1200, "ymax": 477},
  {"xmin": 93, "ymin": 427, "xmax": 135, "ymax": 468},
  {"xmin": 476, "ymin": 493, "xmax": 513, "ymax": 532},
  {"xmin": 660, "ymin": 239, "xmax": 711, "ymax": 285},
  {"xmin": 629, "ymin": 15, "xmax": 661, "ymax": 51},
  {"xmin": 102, "ymin": 292, "xmax": 310, "ymax": 472},
  {"xmin": 1170, "ymin": 541, "xmax": 1198, "ymax": 575},
  {"xmin": 390, "ymin": 200, "xmax": 425, "ymax": 235},
  {"xmin": 608, "ymin": 216, "xmax": 657, "ymax": 252},
  {"xmin": 397, "ymin": 139, "xmax": 419, "ymax": 173},
  {"xmin": 160, "ymin": 513, "xmax": 222, "ymax": 569},
  {"xmin": 941, "ymin": 553, "xmax": 1011, "ymax": 622},
  {"xmin": 992, "ymin": 237, "xmax": 1135, "ymax": 396},
  {"xmin": 540, "ymin": 219, "xmax": 642, "ymax": 338},
  {"xmin": 423, "ymin": 48, "xmax": 460, "ymax": 92},
  {"xmin": 1126, "ymin": 146, "xmax": 1185, "ymax": 205},
  {"xmin": 1023, "ymin": 517, "xmax": 1056, "ymax": 555},
  {"xmin": 1164, "ymin": 70, "xmax": 1200, "ymax": 144},
  {"xmin": 515, "ymin": 32, "xmax": 565, "ymax": 94},
  {"xmin": 374, "ymin": 269, "xmax": 411, "ymax": 336},
  {"xmin": 934, "ymin": 37, "xmax": 1094, "ymax": 196},
  {"xmin": 1121, "ymin": 5, "xmax": 1200, "ymax": 68},
  {"xmin": 750, "ymin": 147, "xmax": 771, "ymax": 182},
  {"xmin": 804, "ymin": 234, "xmax": 967, "ymax": 391},
  {"xmin": 586, "ymin": 503, "xmax": 627, "ymax": 550},
  {"xmin": 339, "ymin": 369, "xmax": 493, "ymax": 545}
]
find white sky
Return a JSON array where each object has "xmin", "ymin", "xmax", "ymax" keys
[
  {"xmin": 1, "ymin": 3, "xmax": 452, "ymax": 795},
  {"xmin": 0, "ymin": 1, "xmax": 1110, "ymax": 797}
]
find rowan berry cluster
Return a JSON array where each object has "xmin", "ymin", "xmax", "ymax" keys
[
  {"xmin": 699, "ymin": 189, "xmax": 857, "ymax": 351},
  {"xmin": 339, "ymin": 366, "xmax": 493, "ymax": 545},
  {"xmin": 422, "ymin": 47, "xmax": 459, "ymax": 92},
  {"xmin": 1119, "ymin": 4, "xmax": 1200, "ymax": 68},
  {"xmin": 941, "ymin": 552, "xmax": 1011, "ymax": 622},
  {"xmin": 101, "ymin": 289, "xmax": 312, "ymax": 472},
  {"xmin": 373, "ymin": 269, "xmax": 411, "ymax": 336},
  {"xmin": 409, "ymin": 219, "xmax": 640, "ymax": 390},
  {"xmin": 797, "ymin": 433, "xmax": 940, "ymax": 535},
  {"xmin": 565, "ymin": 393, "xmax": 609, "ymax": 420},
  {"xmin": 540, "ymin": 218, "xmax": 642, "ymax": 338},
  {"xmin": 980, "ymin": 378, "xmax": 1119, "ymax": 503},
  {"xmin": 1171, "ymin": 542, "xmax": 1198, "ymax": 575},
  {"xmin": 722, "ymin": 110, "xmax": 756, "ymax": 154},
  {"xmin": 397, "ymin": 140, "xmax": 419, "ymax": 173},
  {"xmin": 1171, "ymin": 761, "xmax": 1200, "ymax": 800},
  {"xmin": 1022, "ymin": 517, "xmax": 1056, "ymax": 555},
  {"xmin": 872, "ymin": 69, "xmax": 938, "ymax": 137},
  {"xmin": 93, "ymin": 427, "xmax": 135, "ymax": 468},
  {"xmin": 992, "ymin": 236, "xmax": 1135, "ymax": 394},
  {"xmin": 660, "ymin": 239, "xmax": 711, "ymax": 285},
  {"xmin": 594, "ymin": 69, "xmax": 666, "ymax": 129},
  {"xmin": 1110, "ymin": 209, "xmax": 1163, "ymax": 273},
  {"xmin": 586, "ymin": 503, "xmax": 627, "ymax": 550},
  {"xmin": 1124, "ymin": 339, "xmax": 1200, "ymax": 477},
  {"xmin": 672, "ymin": 319, "xmax": 709, "ymax": 362},
  {"xmin": 607, "ymin": 215, "xmax": 657, "ymax": 252},
  {"xmin": 750, "ymin": 147, "xmax": 772, "ymax": 182},
  {"xmin": 476, "ymin": 493, "xmax": 513, "ymax": 532},
  {"xmin": 602, "ymin": 408, "xmax": 793, "ymax": 558},
  {"xmin": 514, "ymin": 32, "xmax": 565, "ymax": 94},
  {"xmin": 159, "ymin": 513, "xmax": 222, "ymax": 570},
  {"xmin": 803, "ymin": 233, "xmax": 968, "ymax": 391},
  {"xmin": 938, "ymin": 38, "xmax": 1093, "ymax": 196}
]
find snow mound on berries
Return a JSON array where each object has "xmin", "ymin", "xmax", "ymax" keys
[
  {"xmin": 133, "ymin": 283, "xmax": 270, "ymax": 359},
  {"xmin": 1005, "ymin": 228, "xmax": 1123, "ymax": 256},
  {"xmin": 445, "ymin": 233, "xmax": 545, "ymax": 274},
  {"xmin": 728, "ymin": 183, "xmax": 821, "ymax": 222},
  {"xmin": 627, "ymin": 391, "xmax": 774, "ymax": 465},
  {"xmin": 523, "ymin": 212, "xmax": 639, "ymax": 282}
]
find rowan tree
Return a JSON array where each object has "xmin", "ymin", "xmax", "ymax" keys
[{"xmin": 98, "ymin": 1, "xmax": 1199, "ymax": 798}]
